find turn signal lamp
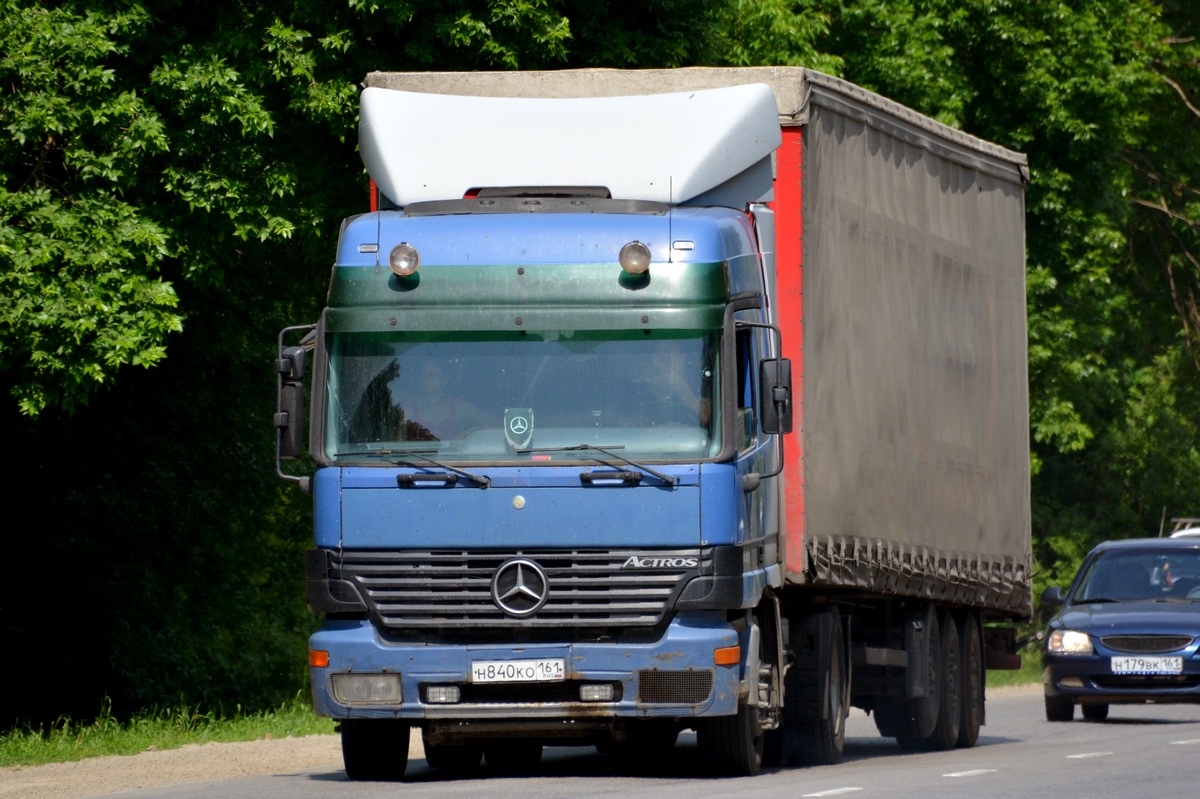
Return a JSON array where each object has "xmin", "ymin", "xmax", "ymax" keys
[
  {"xmin": 1047, "ymin": 630, "xmax": 1093, "ymax": 655},
  {"xmin": 619, "ymin": 241, "xmax": 652, "ymax": 274},
  {"xmin": 389, "ymin": 242, "xmax": 420, "ymax": 276},
  {"xmin": 713, "ymin": 645, "xmax": 741, "ymax": 666},
  {"xmin": 308, "ymin": 650, "xmax": 330, "ymax": 668}
]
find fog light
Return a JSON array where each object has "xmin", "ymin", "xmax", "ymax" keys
[
  {"xmin": 1059, "ymin": 676, "xmax": 1085, "ymax": 688},
  {"xmin": 580, "ymin": 684, "xmax": 614, "ymax": 702},
  {"xmin": 330, "ymin": 672, "xmax": 402, "ymax": 705},
  {"xmin": 426, "ymin": 685, "xmax": 461, "ymax": 704}
]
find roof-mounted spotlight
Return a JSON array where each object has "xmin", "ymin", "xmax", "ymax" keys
[
  {"xmin": 389, "ymin": 242, "xmax": 420, "ymax": 277},
  {"xmin": 619, "ymin": 241, "xmax": 652, "ymax": 275}
]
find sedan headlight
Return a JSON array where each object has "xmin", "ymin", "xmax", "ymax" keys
[{"xmin": 1048, "ymin": 629, "xmax": 1093, "ymax": 655}]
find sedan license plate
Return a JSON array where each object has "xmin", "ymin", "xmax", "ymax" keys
[
  {"xmin": 1110, "ymin": 656, "xmax": 1183, "ymax": 674},
  {"xmin": 471, "ymin": 658, "xmax": 566, "ymax": 684}
]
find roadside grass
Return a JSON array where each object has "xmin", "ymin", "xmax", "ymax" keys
[{"xmin": 0, "ymin": 695, "xmax": 333, "ymax": 768}]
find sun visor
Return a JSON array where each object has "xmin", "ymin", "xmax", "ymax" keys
[{"xmin": 359, "ymin": 83, "xmax": 782, "ymax": 206}]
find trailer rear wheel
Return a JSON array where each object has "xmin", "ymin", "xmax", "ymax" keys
[
  {"xmin": 340, "ymin": 719, "xmax": 410, "ymax": 781},
  {"xmin": 957, "ymin": 613, "xmax": 984, "ymax": 748},
  {"xmin": 894, "ymin": 607, "xmax": 941, "ymax": 750},
  {"xmin": 783, "ymin": 607, "xmax": 847, "ymax": 766},
  {"xmin": 925, "ymin": 611, "xmax": 962, "ymax": 751}
]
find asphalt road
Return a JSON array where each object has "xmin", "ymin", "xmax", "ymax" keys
[{"xmin": 101, "ymin": 688, "xmax": 1200, "ymax": 799}]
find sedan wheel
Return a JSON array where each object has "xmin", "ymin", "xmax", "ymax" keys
[{"xmin": 1044, "ymin": 693, "xmax": 1074, "ymax": 722}]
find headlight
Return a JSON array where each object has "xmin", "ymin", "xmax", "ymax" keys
[
  {"xmin": 1048, "ymin": 629, "xmax": 1093, "ymax": 655},
  {"xmin": 331, "ymin": 672, "xmax": 403, "ymax": 704}
]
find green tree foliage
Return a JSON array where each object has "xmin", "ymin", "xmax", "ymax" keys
[
  {"xmin": 2, "ymin": 0, "xmax": 1197, "ymax": 724},
  {"xmin": 801, "ymin": 0, "xmax": 1200, "ymax": 590}
]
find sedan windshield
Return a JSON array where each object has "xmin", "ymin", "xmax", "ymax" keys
[
  {"xmin": 1072, "ymin": 549, "xmax": 1200, "ymax": 602},
  {"xmin": 322, "ymin": 329, "xmax": 719, "ymax": 463}
]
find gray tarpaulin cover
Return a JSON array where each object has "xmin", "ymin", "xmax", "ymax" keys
[{"xmin": 799, "ymin": 84, "xmax": 1031, "ymax": 617}]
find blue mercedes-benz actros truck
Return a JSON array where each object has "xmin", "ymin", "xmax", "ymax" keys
[{"xmin": 275, "ymin": 68, "xmax": 1032, "ymax": 780}]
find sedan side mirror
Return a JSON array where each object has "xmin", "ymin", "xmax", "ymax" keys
[{"xmin": 1040, "ymin": 585, "xmax": 1065, "ymax": 607}]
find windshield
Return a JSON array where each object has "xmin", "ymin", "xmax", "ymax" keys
[
  {"xmin": 1072, "ymin": 548, "xmax": 1200, "ymax": 602},
  {"xmin": 323, "ymin": 329, "xmax": 719, "ymax": 463}
]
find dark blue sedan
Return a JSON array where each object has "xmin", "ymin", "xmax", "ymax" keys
[{"xmin": 1041, "ymin": 537, "xmax": 1200, "ymax": 721}]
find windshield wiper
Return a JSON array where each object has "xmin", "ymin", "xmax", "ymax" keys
[
  {"xmin": 520, "ymin": 444, "xmax": 678, "ymax": 486},
  {"xmin": 335, "ymin": 448, "xmax": 490, "ymax": 488}
]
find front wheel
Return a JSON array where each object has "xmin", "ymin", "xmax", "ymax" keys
[
  {"xmin": 1081, "ymin": 703, "xmax": 1109, "ymax": 722},
  {"xmin": 784, "ymin": 607, "xmax": 848, "ymax": 766},
  {"xmin": 1044, "ymin": 693, "xmax": 1074, "ymax": 722},
  {"xmin": 697, "ymin": 701, "xmax": 764, "ymax": 776}
]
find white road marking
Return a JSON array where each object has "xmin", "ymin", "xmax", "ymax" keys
[
  {"xmin": 1067, "ymin": 752, "xmax": 1113, "ymax": 759},
  {"xmin": 943, "ymin": 769, "xmax": 997, "ymax": 777},
  {"xmin": 1170, "ymin": 739, "xmax": 1200, "ymax": 745},
  {"xmin": 802, "ymin": 789, "xmax": 863, "ymax": 797}
]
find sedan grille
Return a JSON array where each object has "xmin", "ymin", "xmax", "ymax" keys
[
  {"xmin": 331, "ymin": 548, "xmax": 706, "ymax": 631},
  {"xmin": 1100, "ymin": 635, "xmax": 1194, "ymax": 654}
]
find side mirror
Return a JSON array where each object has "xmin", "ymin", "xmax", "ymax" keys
[
  {"xmin": 275, "ymin": 345, "xmax": 308, "ymax": 460},
  {"xmin": 1040, "ymin": 586, "xmax": 1065, "ymax": 607},
  {"xmin": 277, "ymin": 346, "xmax": 307, "ymax": 381},
  {"xmin": 759, "ymin": 358, "xmax": 793, "ymax": 434}
]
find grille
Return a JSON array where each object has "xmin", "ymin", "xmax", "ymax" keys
[
  {"xmin": 333, "ymin": 548, "xmax": 706, "ymax": 630},
  {"xmin": 1100, "ymin": 635, "xmax": 1195, "ymax": 654},
  {"xmin": 638, "ymin": 669, "xmax": 715, "ymax": 705}
]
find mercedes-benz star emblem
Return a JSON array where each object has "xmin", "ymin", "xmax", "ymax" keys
[
  {"xmin": 508, "ymin": 416, "xmax": 529, "ymax": 435},
  {"xmin": 491, "ymin": 558, "xmax": 549, "ymax": 617}
]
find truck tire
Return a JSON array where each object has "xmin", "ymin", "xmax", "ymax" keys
[
  {"xmin": 893, "ymin": 607, "xmax": 941, "ymax": 750},
  {"xmin": 697, "ymin": 701, "xmax": 764, "ymax": 776},
  {"xmin": 340, "ymin": 719, "xmax": 410, "ymax": 781},
  {"xmin": 783, "ymin": 607, "xmax": 847, "ymax": 766},
  {"xmin": 957, "ymin": 612, "xmax": 984, "ymax": 748},
  {"xmin": 1044, "ymin": 693, "xmax": 1074, "ymax": 722},
  {"xmin": 925, "ymin": 610, "xmax": 962, "ymax": 751}
]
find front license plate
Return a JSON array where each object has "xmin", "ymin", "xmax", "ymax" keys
[
  {"xmin": 1110, "ymin": 656, "xmax": 1183, "ymax": 674},
  {"xmin": 471, "ymin": 658, "xmax": 566, "ymax": 684}
]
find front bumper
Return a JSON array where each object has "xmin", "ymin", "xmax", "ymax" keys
[
  {"xmin": 309, "ymin": 613, "xmax": 742, "ymax": 726},
  {"xmin": 1043, "ymin": 651, "xmax": 1200, "ymax": 705}
]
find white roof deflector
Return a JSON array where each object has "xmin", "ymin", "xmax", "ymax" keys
[{"xmin": 359, "ymin": 83, "xmax": 782, "ymax": 207}]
